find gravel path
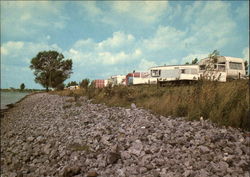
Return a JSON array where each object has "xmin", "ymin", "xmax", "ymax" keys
[{"xmin": 1, "ymin": 93, "xmax": 249, "ymax": 177}]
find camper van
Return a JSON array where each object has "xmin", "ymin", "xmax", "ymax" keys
[
  {"xmin": 198, "ymin": 56, "xmax": 246, "ymax": 82},
  {"xmin": 149, "ymin": 64, "xmax": 200, "ymax": 84}
]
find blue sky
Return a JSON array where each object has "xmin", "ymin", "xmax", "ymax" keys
[{"xmin": 1, "ymin": 1, "xmax": 249, "ymax": 89}]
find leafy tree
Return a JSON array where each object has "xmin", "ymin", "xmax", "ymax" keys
[
  {"xmin": 185, "ymin": 62, "xmax": 190, "ymax": 65},
  {"xmin": 80, "ymin": 78, "xmax": 90, "ymax": 89},
  {"xmin": 208, "ymin": 50, "xmax": 220, "ymax": 63},
  {"xmin": 244, "ymin": 60, "xmax": 248, "ymax": 75},
  {"xmin": 67, "ymin": 81, "xmax": 78, "ymax": 87},
  {"xmin": 20, "ymin": 83, "xmax": 25, "ymax": 90},
  {"xmin": 202, "ymin": 50, "xmax": 220, "ymax": 80},
  {"xmin": 89, "ymin": 80, "xmax": 95, "ymax": 88},
  {"xmin": 30, "ymin": 51, "xmax": 72, "ymax": 91},
  {"xmin": 192, "ymin": 58, "xmax": 198, "ymax": 64},
  {"xmin": 56, "ymin": 83, "xmax": 65, "ymax": 91}
]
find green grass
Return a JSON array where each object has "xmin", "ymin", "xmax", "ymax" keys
[{"xmin": 54, "ymin": 80, "xmax": 249, "ymax": 130}]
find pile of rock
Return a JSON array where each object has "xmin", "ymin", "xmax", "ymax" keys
[{"xmin": 1, "ymin": 93, "xmax": 249, "ymax": 177}]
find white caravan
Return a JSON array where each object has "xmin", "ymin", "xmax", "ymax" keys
[
  {"xmin": 149, "ymin": 64, "xmax": 200, "ymax": 83},
  {"xmin": 198, "ymin": 56, "xmax": 246, "ymax": 82},
  {"xmin": 108, "ymin": 75, "xmax": 126, "ymax": 86}
]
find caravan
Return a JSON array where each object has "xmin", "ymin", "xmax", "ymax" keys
[
  {"xmin": 198, "ymin": 56, "xmax": 246, "ymax": 82},
  {"xmin": 149, "ymin": 64, "xmax": 199, "ymax": 84}
]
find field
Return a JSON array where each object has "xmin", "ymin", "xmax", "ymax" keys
[{"xmin": 53, "ymin": 80, "xmax": 249, "ymax": 130}]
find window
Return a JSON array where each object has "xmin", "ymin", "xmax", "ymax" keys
[
  {"xmin": 218, "ymin": 65, "xmax": 225, "ymax": 71},
  {"xmin": 181, "ymin": 69, "xmax": 185, "ymax": 73},
  {"xmin": 151, "ymin": 70, "xmax": 161, "ymax": 77},
  {"xmin": 229, "ymin": 62, "xmax": 243, "ymax": 70},
  {"xmin": 199, "ymin": 65, "xmax": 206, "ymax": 70}
]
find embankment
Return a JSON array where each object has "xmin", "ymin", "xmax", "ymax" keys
[
  {"xmin": 57, "ymin": 80, "xmax": 250, "ymax": 130},
  {"xmin": 1, "ymin": 92, "xmax": 249, "ymax": 176}
]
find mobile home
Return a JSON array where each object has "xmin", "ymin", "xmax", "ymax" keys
[
  {"xmin": 94, "ymin": 79, "xmax": 108, "ymax": 88},
  {"xmin": 126, "ymin": 72, "xmax": 157, "ymax": 85},
  {"xmin": 198, "ymin": 56, "xmax": 246, "ymax": 82},
  {"xmin": 108, "ymin": 75, "xmax": 126, "ymax": 86},
  {"xmin": 149, "ymin": 64, "xmax": 200, "ymax": 84}
]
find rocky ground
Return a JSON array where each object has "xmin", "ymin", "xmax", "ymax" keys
[{"xmin": 1, "ymin": 93, "xmax": 249, "ymax": 177}]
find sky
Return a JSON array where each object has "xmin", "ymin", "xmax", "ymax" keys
[{"xmin": 1, "ymin": 1, "xmax": 249, "ymax": 89}]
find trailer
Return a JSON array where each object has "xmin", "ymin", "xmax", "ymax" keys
[
  {"xmin": 149, "ymin": 64, "xmax": 199, "ymax": 85},
  {"xmin": 94, "ymin": 79, "xmax": 108, "ymax": 88},
  {"xmin": 198, "ymin": 56, "xmax": 246, "ymax": 82},
  {"xmin": 126, "ymin": 72, "xmax": 157, "ymax": 85},
  {"xmin": 108, "ymin": 75, "xmax": 126, "ymax": 86}
]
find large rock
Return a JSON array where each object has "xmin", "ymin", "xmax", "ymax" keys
[{"xmin": 128, "ymin": 140, "xmax": 143, "ymax": 156}]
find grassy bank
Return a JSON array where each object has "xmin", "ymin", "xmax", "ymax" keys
[{"xmin": 53, "ymin": 80, "xmax": 249, "ymax": 130}]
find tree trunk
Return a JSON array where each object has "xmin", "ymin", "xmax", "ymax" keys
[{"xmin": 46, "ymin": 86, "xmax": 49, "ymax": 92}]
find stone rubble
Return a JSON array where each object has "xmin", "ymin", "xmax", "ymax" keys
[{"xmin": 1, "ymin": 93, "xmax": 249, "ymax": 177}]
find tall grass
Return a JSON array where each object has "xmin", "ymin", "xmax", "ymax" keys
[{"xmin": 53, "ymin": 80, "xmax": 249, "ymax": 130}]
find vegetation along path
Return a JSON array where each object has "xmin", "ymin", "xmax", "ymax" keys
[{"xmin": 1, "ymin": 93, "xmax": 249, "ymax": 177}]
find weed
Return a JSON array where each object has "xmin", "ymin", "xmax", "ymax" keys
[
  {"xmin": 75, "ymin": 102, "xmax": 82, "ymax": 107},
  {"xmin": 63, "ymin": 104, "xmax": 72, "ymax": 109}
]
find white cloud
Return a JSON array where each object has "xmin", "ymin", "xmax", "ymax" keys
[
  {"xmin": 1, "ymin": 41, "xmax": 62, "ymax": 65},
  {"xmin": 78, "ymin": 1, "xmax": 168, "ymax": 26},
  {"xmin": 142, "ymin": 26, "xmax": 186, "ymax": 51},
  {"xmin": 65, "ymin": 31, "xmax": 140, "ymax": 67},
  {"xmin": 1, "ymin": 1, "xmax": 68, "ymax": 39},
  {"xmin": 97, "ymin": 32, "xmax": 135, "ymax": 50},
  {"xmin": 111, "ymin": 1, "xmax": 168, "ymax": 24},
  {"xmin": 185, "ymin": 1, "xmax": 236, "ymax": 50},
  {"xmin": 138, "ymin": 59, "xmax": 157, "ymax": 71},
  {"xmin": 181, "ymin": 53, "xmax": 209, "ymax": 64}
]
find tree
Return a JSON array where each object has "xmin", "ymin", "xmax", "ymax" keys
[
  {"xmin": 80, "ymin": 78, "xmax": 90, "ymax": 89},
  {"xmin": 67, "ymin": 81, "xmax": 78, "ymax": 87},
  {"xmin": 192, "ymin": 58, "xmax": 198, "ymax": 64},
  {"xmin": 20, "ymin": 83, "xmax": 25, "ymax": 90},
  {"xmin": 56, "ymin": 83, "xmax": 65, "ymax": 91},
  {"xmin": 185, "ymin": 62, "xmax": 190, "ymax": 65},
  {"xmin": 30, "ymin": 51, "xmax": 72, "ymax": 91},
  {"xmin": 244, "ymin": 60, "xmax": 248, "ymax": 75},
  {"xmin": 208, "ymin": 50, "xmax": 220, "ymax": 63},
  {"xmin": 202, "ymin": 50, "xmax": 220, "ymax": 80}
]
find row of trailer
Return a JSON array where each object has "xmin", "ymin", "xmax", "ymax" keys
[{"xmin": 94, "ymin": 56, "xmax": 247, "ymax": 88}]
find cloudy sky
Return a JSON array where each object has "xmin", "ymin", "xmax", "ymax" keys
[{"xmin": 1, "ymin": 1, "xmax": 249, "ymax": 89}]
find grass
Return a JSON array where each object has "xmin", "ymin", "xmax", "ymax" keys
[{"xmin": 53, "ymin": 80, "xmax": 249, "ymax": 130}]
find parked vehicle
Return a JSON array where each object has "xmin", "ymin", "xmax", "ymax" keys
[
  {"xmin": 149, "ymin": 64, "xmax": 199, "ymax": 85},
  {"xmin": 94, "ymin": 79, "xmax": 108, "ymax": 88},
  {"xmin": 126, "ymin": 72, "xmax": 157, "ymax": 85},
  {"xmin": 108, "ymin": 75, "xmax": 126, "ymax": 86},
  {"xmin": 198, "ymin": 56, "xmax": 246, "ymax": 82}
]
